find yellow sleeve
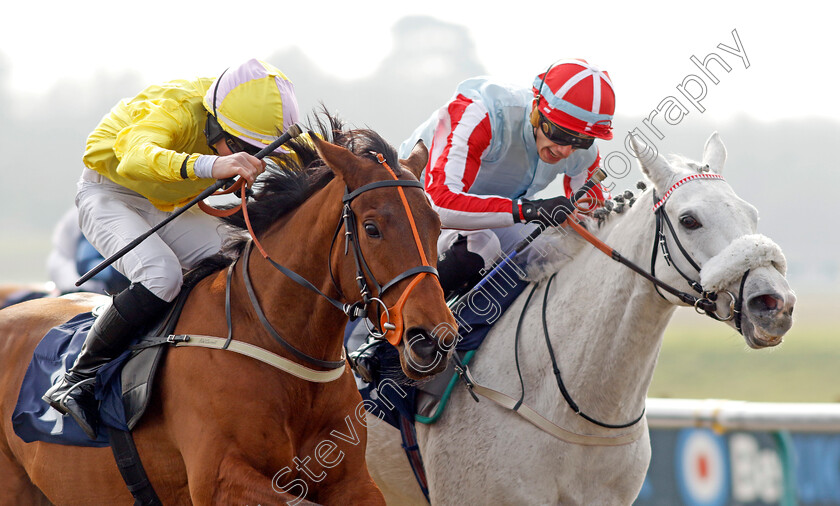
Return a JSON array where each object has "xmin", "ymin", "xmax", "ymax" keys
[{"xmin": 112, "ymin": 98, "xmax": 201, "ymax": 182}]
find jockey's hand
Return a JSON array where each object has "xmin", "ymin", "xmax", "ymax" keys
[
  {"xmin": 517, "ymin": 195, "xmax": 573, "ymax": 227},
  {"xmin": 211, "ymin": 152, "xmax": 266, "ymax": 187}
]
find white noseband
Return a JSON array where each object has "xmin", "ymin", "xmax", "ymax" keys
[{"xmin": 700, "ymin": 234, "xmax": 787, "ymax": 292}]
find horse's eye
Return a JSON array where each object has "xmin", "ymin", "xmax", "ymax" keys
[
  {"xmin": 364, "ymin": 222, "xmax": 381, "ymax": 238},
  {"xmin": 679, "ymin": 214, "xmax": 702, "ymax": 230}
]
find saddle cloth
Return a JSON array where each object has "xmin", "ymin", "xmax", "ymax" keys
[
  {"xmin": 11, "ymin": 262, "xmax": 219, "ymax": 447},
  {"xmin": 12, "ymin": 312, "xmax": 168, "ymax": 447}
]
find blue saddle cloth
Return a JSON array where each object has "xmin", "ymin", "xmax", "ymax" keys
[
  {"xmin": 355, "ymin": 263, "xmax": 530, "ymax": 430},
  {"xmin": 12, "ymin": 312, "xmax": 134, "ymax": 447}
]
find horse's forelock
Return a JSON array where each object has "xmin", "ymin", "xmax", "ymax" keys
[
  {"xmin": 666, "ymin": 154, "xmax": 709, "ymax": 175},
  {"xmin": 339, "ymin": 129, "xmax": 402, "ymax": 177}
]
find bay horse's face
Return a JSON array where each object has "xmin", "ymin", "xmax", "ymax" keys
[{"xmin": 313, "ymin": 136, "xmax": 457, "ymax": 379}]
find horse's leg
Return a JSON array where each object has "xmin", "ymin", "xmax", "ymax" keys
[
  {"xmin": 0, "ymin": 450, "xmax": 52, "ymax": 506},
  {"xmin": 315, "ymin": 471, "xmax": 386, "ymax": 506},
  {"xmin": 182, "ymin": 453, "xmax": 320, "ymax": 505},
  {"xmin": 365, "ymin": 417, "xmax": 427, "ymax": 505}
]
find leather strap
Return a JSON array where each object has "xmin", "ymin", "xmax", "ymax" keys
[
  {"xmin": 458, "ymin": 366, "xmax": 643, "ymax": 446},
  {"xmin": 107, "ymin": 427, "xmax": 163, "ymax": 505},
  {"xmin": 342, "ymin": 179, "xmax": 423, "ymax": 202},
  {"xmin": 241, "ymin": 242, "xmax": 347, "ymax": 370},
  {"xmin": 197, "ymin": 179, "xmax": 247, "ymax": 217},
  {"xmin": 170, "ymin": 334, "xmax": 347, "ymax": 383}
]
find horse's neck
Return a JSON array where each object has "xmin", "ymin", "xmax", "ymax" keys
[
  {"xmin": 230, "ymin": 182, "xmax": 348, "ymax": 362},
  {"xmin": 521, "ymin": 197, "xmax": 676, "ymax": 428}
]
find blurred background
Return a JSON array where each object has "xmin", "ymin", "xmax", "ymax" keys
[{"xmin": 1, "ymin": 1, "xmax": 837, "ymax": 400}]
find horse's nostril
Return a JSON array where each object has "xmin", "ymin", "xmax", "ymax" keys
[
  {"xmin": 406, "ymin": 327, "xmax": 436, "ymax": 355},
  {"xmin": 749, "ymin": 293, "xmax": 783, "ymax": 313},
  {"xmin": 760, "ymin": 294, "xmax": 779, "ymax": 311}
]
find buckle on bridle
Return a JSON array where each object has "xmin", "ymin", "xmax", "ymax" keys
[
  {"xmin": 696, "ymin": 290, "xmax": 736, "ymax": 321},
  {"xmin": 693, "ymin": 290, "xmax": 735, "ymax": 321},
  {"xmin": 343, "ymin": 302, "xmax": 368, "ymax": 322}
]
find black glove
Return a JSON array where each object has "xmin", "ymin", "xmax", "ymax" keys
[{"xmin": 515, "ymin": 195, "xmax": 573, "ymax": 227}]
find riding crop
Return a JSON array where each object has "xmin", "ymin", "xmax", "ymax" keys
[
  {"xmin": 75, "ymin": 123, "xmax": 304, "ymax": 287},
  {"xmin": 450, "ymin": 167, "xmax": 608, "ymax": 306}
]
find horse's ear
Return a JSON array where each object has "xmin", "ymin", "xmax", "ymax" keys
[
  {"xmin": 400, "ymin": 140, "xmax": 429, "ymax": 180},
  {"xmin": 629, "ymin": 133, "xmax": 672, "ymax": 191},
  {"xmin": 309, "ymin": 132, "xmax": 359, "ymax": 182},
  {"xmin": 702, "ymin": 132, "xmax": 727, "ymax": 174}
]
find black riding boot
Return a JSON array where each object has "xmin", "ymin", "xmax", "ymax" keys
[
  {"xmin": 437, "ymin": 235, "xmax": 485, "ymax": 300},
  {"xmin": 43, "ymin": 283, "xmax": 168, "ymax": 439},
  {"xmin": 348, "ymin": 337, "xmax": 383, "ymax": 384}
]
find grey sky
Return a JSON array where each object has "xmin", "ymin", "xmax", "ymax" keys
[
  {"xmin": 2, "ymin": 0, "xmax": 837, "ymax": 122},
  {"xmin": 0, "ymin": 4, "xmax": 837, "ymax": 293}
]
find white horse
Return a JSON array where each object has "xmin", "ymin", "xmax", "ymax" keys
[{"xmin": 364, "ymin": 133, "xmax": 796, "ymax": 504}]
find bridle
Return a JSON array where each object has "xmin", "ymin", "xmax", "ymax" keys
[
  {"xmin": 452, "ymin": 172, "xmax": 759, "ymax": 439},
  {"xmin": 330, "ymin": 153, "xmax": 439, "ymax": 345},
  {"xmin": 525, "ymin": 173, "xmax": 751, "ymax": 430},
  {"xmin": 203, "ymin": 151, "xmax": 438, "ymax": 371},
  {"xmin": 650, "ymin": 173, "xmax": 749, "ymax": 334}
]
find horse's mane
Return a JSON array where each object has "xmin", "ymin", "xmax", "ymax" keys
[
  {"xmin": 524, "ymin": 155, "xmax": 710, "ymax": 281},
  {"xmin": 185, "ymin": 109, "xmax": 401, "ymax": 283}
]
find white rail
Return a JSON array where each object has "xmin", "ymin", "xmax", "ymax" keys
[{"xmin": 645, "ymin": 398, "xmax": 840, "ymax": 432}]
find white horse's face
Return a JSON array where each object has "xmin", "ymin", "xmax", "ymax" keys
[{"xmin": 632, "ymin": 133, "xmax": 796, "ymax": 348}]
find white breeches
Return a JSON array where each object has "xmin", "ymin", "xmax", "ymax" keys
[
  {"xmin": 438, "ymin": 223, "xmax": 542, "ymax": 269},
  {"xmin": 76, "ymin": 169, "xmax": 227, "ymax": 302}
]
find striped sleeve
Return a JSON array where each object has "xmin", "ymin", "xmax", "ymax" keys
[
  {"xmin": 425, "ymin": 94, "xmax": 516, "ymax": 230},
  {"xmin": 563, "ymin": 149, "xmax": 610, "ymax": 212}
]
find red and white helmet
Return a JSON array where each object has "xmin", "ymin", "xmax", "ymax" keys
[{"xmin": 533, "ymin": 59, "xmax": 615, "ymax": 140}]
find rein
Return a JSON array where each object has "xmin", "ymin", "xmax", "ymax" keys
[
  {"xmin": 450, "ymin": 282, "xmax": 645, "ymax": 446},
  {"xmin": 564, "ymin": 174, "xmax": 750, "ymax": 331},
  {"xmin": 539, "ymin": 273, "xmax": 646, "ymax": 429},
  {"xmin": 191, "ymin": 151, "xmax": 437, "ymax": 379},
  {"xmin": 454, "ymin": 173, "xmax": 754, "ymax": 442},
  {"xmin": 564, "ymin": 218, "xmax": 722, "ymax": 315}
]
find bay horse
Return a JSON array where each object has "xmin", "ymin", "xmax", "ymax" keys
[
  {"xmin": 0, "ymin": 117, "xmax": 456, "ymax": 504},
  {"xmin": 365, "ymin": 133, "xmax": 796, "ymax": 504}
]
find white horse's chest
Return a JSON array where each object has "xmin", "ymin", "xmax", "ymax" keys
[{"xmin": 415, "ymin": 383, "xmax": 651, "ymax": 504}]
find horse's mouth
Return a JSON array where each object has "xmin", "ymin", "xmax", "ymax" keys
[
  {"xmin": 744, "ymin": 329, "xmax": 784, "ymax": 349},
  {"xmin": 741, "ymin": 317, "xmax": 785, "ymax": 349},
  {"xmin": 741, "ymin": 290, "xmax": 794, "ymax": 349},
  {"xmin": 400, "ymin": 327, "xmax": 452, "ymax": 379}
]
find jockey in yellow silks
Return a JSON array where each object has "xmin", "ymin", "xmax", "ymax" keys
[{"xmin": 44, "ymin": 59, "xmax": 300, "ymax": 440}]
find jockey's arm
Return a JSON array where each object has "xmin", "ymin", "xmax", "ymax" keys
[{"xmin": 424, "ymin": 100, "xmax": 517, "ymax": 231}]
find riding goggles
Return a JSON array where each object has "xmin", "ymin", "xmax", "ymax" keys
[
  {"xmin": 539, "ymin": 114, "xmax": 595, "ymax": 150},
  {"xmin": 225, "ymin": 135, "xmax": 262, "ymax": 156}
]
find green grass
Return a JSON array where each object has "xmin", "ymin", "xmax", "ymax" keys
[{"xmin": 649, "ymin": 297, "xmax": 840, "ymax": 402}]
